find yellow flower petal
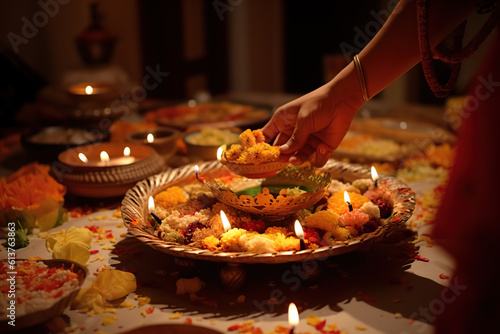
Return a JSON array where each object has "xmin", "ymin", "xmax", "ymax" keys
[
  {"xmin": 94, "ymin": 270, "xmax": 137, "ymax": 301},
  {"xmin": 102, "ymin": 315, "xmax": 118, "ymax": 326},
  {"xmin": 72, "ymin": 285, "xmax": 106, "ymax": 311},
  {"xmin": 43, "ymin": 230, "xmax": 66, "ymax": 252},
  {"xmin": 65, "ymin": 226, "xmax": 92, "ymax": 245},
  {"xmin": 52, "ymin": 239, "xmax": 91, "ymax": 265}
]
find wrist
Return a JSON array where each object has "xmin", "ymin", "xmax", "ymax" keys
[{"xmin": 327, "ymin": 60, "xmax": 366, "ymax": 113}]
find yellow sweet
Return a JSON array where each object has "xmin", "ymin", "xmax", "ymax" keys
[
  {"xmin": 331, "ymin": 227, "xmax": 352, "ymax": 241},
  {"xmin": 154, "ymin": 186, "xmax": 187, "ymax": 208},
  {"xmin": 305, "ymin": 210, "xmax": 339, "ymax": 231},
  {"xmin": 224, "ymin": 129, "xmax": 280, "ymax": 165},
  {"xmin": 202, "ymin": 235, "xmax": 220, "ymax": 251}
]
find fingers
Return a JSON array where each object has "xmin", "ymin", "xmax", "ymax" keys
[
  {"xmin": 311, "ymin": 143, "xmax": 334, "ymax": 167},
  {"xmin": 280, "ymin": 126, "xmax": 310, "ymax": 155},
  {"xmin": 261, "ymin": 106, "xmax": 297, "ymax": 143},
  {"xmin": 289, "ymin": 144, "xmax": 316, "ymax": 166}
]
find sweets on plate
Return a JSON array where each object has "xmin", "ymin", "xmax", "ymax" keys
[
  {"xmin": 144, "ymin": 172, "xmax": 394, "ymax": 253},
  {"xmin": 224, "ymin": 129, "xmax": 280, "ymax": 165}
]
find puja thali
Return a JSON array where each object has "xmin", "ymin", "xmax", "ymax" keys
[{"xmin": 121, "ymin": 160, "xmax": 415, "ymax": 264}]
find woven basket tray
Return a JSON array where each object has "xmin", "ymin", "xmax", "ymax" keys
[{"xmin": 121, "ymin": 160, "xmax": 415, "ymax": 264}]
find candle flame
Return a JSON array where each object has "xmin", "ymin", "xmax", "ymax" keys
[
  {"xmin": 217, "ymin": 146, "xmax": 224, "ymax": 161},
  {"xmin": 85, "ymin": 85, "xmax": 93, "ymax": 95},
  {"xmin": 344, "ymin": 191, "xmax": 351, "ymax": 204},
  {"xmin": 147, "ymin": 133, "xmax": 154, "ymax": 143},
  {"xmin": 294, "ymin": 220, "xmax": 304, "ymax": 238},
  {"xmin": 100, "ymin": 151, "xmax": 110, "ymax": 163},
  {"xmin": 78, "ymin": 153, "xmax": 88, "ymax": 163},
  {"xmin": 371, "ymin": 166, "xmax": 379, "ymax": 182},
  {"xmin": 148, "ymin": 196, "xmax": 155, "ymax": 212},
  {"xmin": 195, "ymin": 165, "xmax": 199, "ymax": 174},
  {"xmin": 288, "ymin": 303, "xmax": 299, "ymax": 326},
  {"xmin": 124, "ymin": 147, "xmax": 131, "ymax": 157},
  {"xmin": 220, "ymin": 210, "xmax": 231, "ymax": 232}
]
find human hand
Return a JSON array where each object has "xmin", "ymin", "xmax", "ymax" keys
[{"xmin": 262, "ymin": 76, "xmax": 364, "ymax": 168}]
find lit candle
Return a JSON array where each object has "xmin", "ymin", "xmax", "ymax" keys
[
  {"xmin": 78, "ymin": 153, "xmax": 88, "ymax": 164},
  {"xmin": 91, "ymin": 149, "xmax": 136, "ymax": 166},
  {"xmin": 100, "ymin": 151, "xmax": 110, "ymax": 166},
  {"xmin": 147, "ymin": 133, "xmax": 154, "ymax": 143},
  {"xmin": 220, "ymin": 210, "xmax": 231, "ymax": 232},
  {"xmin": 217, "ymin": 145, "xmax": 225, "ymax": 162},
  {"xmin": 344, "ymin": 191, "xmax": 353, "ymax": 212},
  {"xmin": 120, "ymin": 147, "xmax": 136, "ymax": 164},
  {"xmin": 288, "ymin": 302, "xmax": 299, "ymax": 334},
  {"xmin": 67, "ymin": 83, "xmax": 113, "ymax": 96},
  {"xmin": 194, "ymin": 165, "xmax": 204, "ymax": 182},
  {"xmin": 148, "ymin": 196, "xmax": 162, "ymax": 227},
  {"xmin": 294, "ymin": 220, "xmax": 306, "ymax": 251},
  {"xmin": 371, "ymin": 166, "xmax": 379, "ymax": 187}
]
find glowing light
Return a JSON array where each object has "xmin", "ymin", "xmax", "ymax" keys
[
  {"xmin": 294, "ymin": 220, "xmax": 304, "ymax": 238},
  {"xmin": 147, "ymin": 133, "xmax": 154, "ymax": 143},
  {"xmin": 344, "ymin": 191, "xmax": 353, "ymax": 212},
  {"xmin": 217, "ymin": 146, "xmax": 224, "ymax": 161},
  {"xmin": 124, "ymin": 147, "xmax": 131, "ymax": 157},
  {"xmin": 220, "ymin": 210, "xmax": 231, "ymax": 232},
  {"xmin": 288, "ymin": 302, "xmax": 299, "ymax": 327},
  {"xmin": 85, "ymin": 85, "xmax": 93, "ymax": 95},
  {"xmin": 148, "ymin": 196, "xmax": 155, "ymax": 212},
  {"xmin": 100, "ymin": 151, "xmax": 110, "ymax": 164},
  {"xmin": 344, "ymin": 191, "xmax": 351, "ymax": 205},
  {"xmin": 371, "ymin": 166, "xmax": 379, "ymax": 183},
  {"xmin": 78, "ymin": 153, "xmax": 88, "ymax": 163}
]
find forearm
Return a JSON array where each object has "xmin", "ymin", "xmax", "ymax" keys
[{"xmin": 359, "ymin": 0, "xmax": 475, "ymax": 98}]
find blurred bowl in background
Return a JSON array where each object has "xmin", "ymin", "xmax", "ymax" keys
[
  {"xmin": 21, "ymin": 126, "xmax": 110, "ymax": 163},
  {"xmin": 126, "ymin": 126, "xmax": 180, "ymax": 161},
  {"xmin": 183, "ymin": 129, "xmax": 240, "ymax": 161}
]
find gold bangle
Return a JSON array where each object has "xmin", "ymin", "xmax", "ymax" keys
[{"xmin": 353, "ymin": 54, "xmax": 369, "ymax": 102}]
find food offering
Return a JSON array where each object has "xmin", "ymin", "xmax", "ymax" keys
[
  {"xmin": 333, "ymin": 132, "xmax": 413, "ymax": 163},
  {"xmin": 219, "ymin": 129, "xmax": 289, "ymax": 178},
  {"xmin": 122, "ymin": 160, "xmax": 415, "ymax": 264},
  {"xmin": 147, "ymin": 101, "xmax": 271, "ymax": 130},
  {"xmin": 0, "ymin": 259, "xmax": 86, "ymax": 330}
]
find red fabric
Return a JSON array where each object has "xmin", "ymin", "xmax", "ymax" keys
[{"xmin": 432, "ymin": 30, "xmax": 500, "ymax": 333}]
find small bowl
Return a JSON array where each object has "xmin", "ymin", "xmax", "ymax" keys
[
  {"xmin": 55, "ymin": 143, "xmax": 165, "ymax": 198},
  {"xmin": 183, "ymin": 130, "xmax": 240, "ymax": 161},
  {"xmin": 219, "ymin": 159, "xmax": 290, "ymax": 179},
  {"xmin": 21, "ymin": 126, "xmax": 110, "ymax": 163},
  {"xmin": 0, "ymin": 259, "xmax": 87, "ymax": 331},
  {"xmin": 126, "ymin": 127, "xmax": 180, "ymax": 161},
  {"xmin": 203, "ymin": 166, "xmax": 331, "ymax": 220}
]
